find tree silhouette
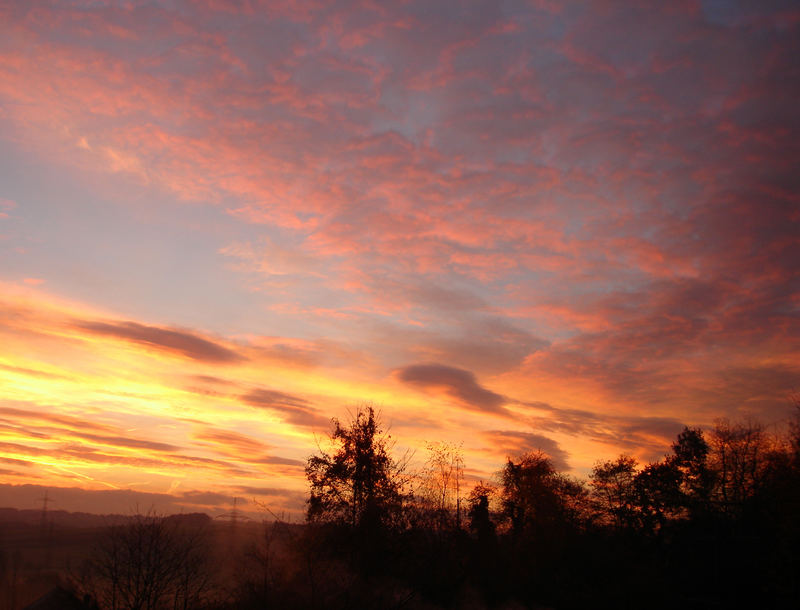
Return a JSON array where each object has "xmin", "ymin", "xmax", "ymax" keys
[
  {"xmin": 467, "ymin": 483, "xmax": 496, "ymax": 541},
  {"xmin": 80, "ymin": 512, "xmax": 211, "ymax": 610},
  {"xmin": 418, "ymin": 441, "xmax": 465, "ymax": 530},
  {"xmin": 669, "ymin": 425, "xmax": 713, "ymax": 516},
  {"xmin": 709, "ymin": 419, "xmax": 771, "ymax": 517},
  {"xmin": 305, "ymin": 405, "xmax": 406, "ymax": 533},
  {"xmin": 500, "ymin": 451, "xmax": 587, "ymax": 538},
  {"xmin": 590, "ymin": 455, "xmax": 639, "ymax": 529},
  {"xmin": 633, "ymin": 460, "xmax": 682, "ymax": 533}
]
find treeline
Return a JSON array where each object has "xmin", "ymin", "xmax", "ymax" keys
[{"xmin": 58, "ymin": 405, "xmax": 800, "ymax": 609}]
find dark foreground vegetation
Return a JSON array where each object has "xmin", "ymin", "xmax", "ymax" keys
[{"xmin": 3, "ymin": 404, "xmax": 800, "ymax": 609}]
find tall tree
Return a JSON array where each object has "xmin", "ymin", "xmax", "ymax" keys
[
  {"xmin": 305, "ymin": 405, "xmax": 406, "ymax": 532},
  {"xmin": 669, "ymin": 426, "xmax": 713, "ymax": 516}
]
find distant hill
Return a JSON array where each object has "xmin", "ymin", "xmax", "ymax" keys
[{"xmin": 0, "ymin": 507, "xmax": 211, "ymax": 529}]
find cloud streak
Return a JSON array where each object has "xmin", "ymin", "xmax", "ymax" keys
[
  {"xmin": 0, "ymin": 0, "xmax": 797, "ymax": 514},
  {"xmin": 396, "ymin": 363, "xmax": 508, "ymax": 415},
  {"xmin": 74, "ymin": 319, "xmax": 244, "ymax": 364},
  {"xmin": 241, "ymin": 389, "xmax": 329, "ymax": 429}
]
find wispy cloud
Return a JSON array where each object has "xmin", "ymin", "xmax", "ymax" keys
[
  {"xmin": 241, "ymin": 389, "xmax": 329, "ymax": 428},
  {"xmin": 0, "ymin": 0, "xmax": 797, "ymax": 514},
  {"xmin": 396, "ymin": 363, "xmax": 508, "ymax": 415},
  {"xmin": 74, "ymin": 319, "xmax": 244, "ymax": 364}
]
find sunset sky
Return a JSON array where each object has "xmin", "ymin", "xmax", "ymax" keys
[{"xmin": 0, "ymin": 0, "xmax": 798, "ymax": 518}]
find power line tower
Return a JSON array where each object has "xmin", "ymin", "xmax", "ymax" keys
[
  {"xmin": 228, "ymin": 496, "xmax": 240, "ymax": 548},
  {"xmin": 215, "ymin": 497, "xmax": 248, "ymax": 556},
  {"xmin": 39, "ymin": 489, "xmax": 51, "ymax": 530},
  {"xmin": 38, "ymin": 489, "xmax": 54, "ymax": 569}
]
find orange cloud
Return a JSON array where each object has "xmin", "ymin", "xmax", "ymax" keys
[{"xmin": 0, "ymin": 0, "xmax": 797, "ymax": 516}]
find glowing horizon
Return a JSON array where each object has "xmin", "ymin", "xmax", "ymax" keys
[{"xmin": 0, "ymin": 0, "xmax": 797, "ymax": 517}]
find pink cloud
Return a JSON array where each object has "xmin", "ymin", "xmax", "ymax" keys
[{"xmin": 0, "ymin": 0, "xmax": 796, "ymax": 497}]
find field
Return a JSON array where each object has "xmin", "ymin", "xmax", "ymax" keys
[{"xmin": 0, "ymin": 510, "xmax": 279, "ymax": 610}]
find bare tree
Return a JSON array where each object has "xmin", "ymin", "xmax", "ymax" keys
[
  {"xmin": 419, "ymin": 441, "xmax": 465, "ymax": 529},
  {"xmin": 80, "ymin": 512, "xmax": 212, "ymax": 610},
  {"xmin": 709, "ymin": 419, "xmax": 771, "ymax": 516},
  {"xmin": 590, "ymin": 455, "xmax": 639, "ymax": 528}
]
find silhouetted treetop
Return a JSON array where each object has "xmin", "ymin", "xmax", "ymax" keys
[
  {"xmin": 500, "ymin": 451, "xmax": 588, "ymax": 537},
  {"xmin": 305, "ymin": 404, "xmax": 407, "ymax": 532}
]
